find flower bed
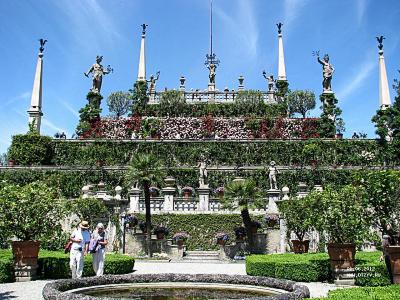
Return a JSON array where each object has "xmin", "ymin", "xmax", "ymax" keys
[
  {"xmin": 246, "ymin": 251, "xmax": 390, "ymax": 286},
  {"xmin": 0, "ymin": 250, "xmax": 135, "ymax": 282},
  {"xmin": 81, "ymin": 117, "xmax": 320, "ymax": 140}
]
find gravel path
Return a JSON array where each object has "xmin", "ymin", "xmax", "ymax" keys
[{"xmin": 0, "ymin": 261, "xmax": 340, "ymax": 299}]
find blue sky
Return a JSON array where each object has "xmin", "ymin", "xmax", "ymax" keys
[{"xmin": 0, "ymin": 0, "xmax": 399, "ymax": 153}]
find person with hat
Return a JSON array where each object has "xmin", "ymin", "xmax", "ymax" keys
[
  {"xmin": 69, "ymin": 220, "xmax": 91, "ymax": 278},
  {"xmin": 92, "ymin": 223, "xmax": 108, "ymax": 276}
]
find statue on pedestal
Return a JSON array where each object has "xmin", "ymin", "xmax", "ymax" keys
[
  {"xmin": 84, "ymin": 55, "xmax": 113, "ymax": 93},
  {"xmin": 198, "ymin": 161, "xmax": 208, "ymax": 187},
  {"xmin": 277, "ymin": 22, "xmax": 283, "ymax": 34},
  {"xmin": 316, "ymin": 53, "xmax": 334, "ymax": 93},
  {"xmin": 208, "ymin": 63, "xmax": 216, "ymax": 84},
  {"xmin": 376, "ymin": 36, "xmax": 385, "ymax": 51},
  {"xmin": 148, "ymin": 71, "xmax": 160, "ymax": 93},
  {"xmin": 268, "ymin": 161, "xmax": 278, "ymax": 190},
  {"xmin": 39, "ymin": 38, "xmax": 47, "ymax": 53},
  {"xmin": 263, "ymin": 70, "xmax": 275, "ymax": 91}
]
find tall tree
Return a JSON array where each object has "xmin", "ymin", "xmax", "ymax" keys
[
  {"xmin": 125, "ymin": 154, "xmax": 165, "ymax": 257},
  {"xmin": 107, "ymin": 91, "xmax": 132, "ymax": 118},
  {"xmin": 222, "ymin": 178, "xmax": 263, "ymax": 251},
  {"xmin": 286, "ymin": 90, "xmax": 316, "ymax": 118}
]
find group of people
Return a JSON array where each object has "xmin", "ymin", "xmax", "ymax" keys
[{"xmin": 69, "ymin": 221, "xmax": 108, "ymax": 279}]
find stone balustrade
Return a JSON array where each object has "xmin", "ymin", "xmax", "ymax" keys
[{"xmin": 149, "ymin": 90, "xmax": 276, "ymax": 104}]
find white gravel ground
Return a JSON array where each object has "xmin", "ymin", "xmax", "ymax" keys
[{"xmin": 0, "ymin": 261, "xmax": 341, "ymax": 299}]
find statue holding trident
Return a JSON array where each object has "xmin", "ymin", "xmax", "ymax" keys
[
  {"xmin": 148, "ymin": 71, "xmax": 160, "ymax": 93},
  {"xmin": 84, "ymin": 55, "xmax": 113, "ymax": 93},
  {"xmin": 315, "ymin": 51, "xmax": 335, "ymax": 93}
]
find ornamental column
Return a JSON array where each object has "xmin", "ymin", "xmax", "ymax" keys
[
  {"xmin": 128, "ymin": 187, "xmax": 141, "ymax": 213},
  {"xmin": 277, "ymin": 23, "xmax": 287, "ymax": 81},
  {"xmin": 137, "ymin": 24, "xmax": 147, "ymax": 82},
  {"xmin": 27, "ymin": 39, "xmax": 46, "ymax": 133},
  {"xmin": 377, "ymin": 36, "xmax": 392, "ymax": 110}
]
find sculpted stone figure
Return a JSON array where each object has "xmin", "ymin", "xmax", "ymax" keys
[
  {"xmin": 263, "ymin": 70, "xmax": 275, "ymax": 91},
  {"xmin": 198, "ymin": 161, "xmax": 208, "ymax": 187},
  {"xmin": 148, "ymin": 71, "xmax": 160, "ymax": 93},
  {"xmin": 376, "ymin": 36, "xmax": 385, "ymax": 51},
  {"xmin": 39, "ymin": 38, "xmax": 47, "ymax": 53},
  {"xmin": 208, "ymin": 64, "xmax": 216, "ymax": 84},
  {"xmin": 317, "ymin": 54, "xmax": 334, "ymax": 92},
  {"xmin": 84, "ymin": 55, "xmax": 113, "ymax": 93},
  {"xmin": 268, "ymin": 161, "xmax": 278, "ymax": 190}
]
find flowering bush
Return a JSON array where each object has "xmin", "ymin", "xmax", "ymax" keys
[
  {"xmin": 265, "ymin": 213, "xmax": 280, "ymax": 227},
  {"xmin": 215, "ymin": 232, "xmax": 230, "ymax": 242},
  {"xmin": 214, "ymin": 186, "xmax": 224, "ymax": 195},
  {"xmin": 173, "ymin": 231, "xmax": 190, "ymax": 241},
  {"xmin": 182, "ymin": 186, "xmax": 195, "ymax": 195},
  {"xmin": 153, "ymin": 226, "xmax": 170, "ymax": 236},
  {"xmin": 124, "ymin": 214, "xmax": 138, "ymax": 228},
  {"xmin": 80, "ymin": 117, "xmax": 320, "ymax": 140}
]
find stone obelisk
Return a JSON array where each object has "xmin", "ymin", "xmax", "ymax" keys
[
  {"xmin": 137, "ymin": 24, "xmax": 147, "ymax": 82},
  {"xmin": 277, "ymin": 23, "xmax": 287, "ymax": 81},
  {"xmin": 377, "ymin": 36, "xmax": 391, "ymax": 110},
  {"xmin": 27, "ymin": 39, "xmax": 46, "ymax": 133}
]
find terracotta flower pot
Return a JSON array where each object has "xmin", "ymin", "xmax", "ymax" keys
[
  {"xmin": 156, "ymin": 232, "xmax": 165, "ymax": 240},
  {"xmin": 12, "ymin": 241, "xmax": 40, "ymax": 266},
  {"xmin": 387, "ymin": 246, "xmax": 400, "ymax": 284},
  {"xmin": 291, "ymin": 240, "xmax": 310, "ymax": 254},
  {"xmin": 327, "ymin": 243, "xmax": 356, "ymax": 270},
  {"xmin": 184, "ymin": 191, "xmax": 191, "ymax": 198},
  {"xmin": 217, "ymin": 239, "xmax": 227, "ymax": 246},
  {"xmin": 8, "ymin": 159, "xmax": 15, "ymax": 167}
]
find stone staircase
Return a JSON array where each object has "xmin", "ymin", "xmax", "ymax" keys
[{"xmin": 182, "ymin": 251, "xmax": 222, "ymax": 263}]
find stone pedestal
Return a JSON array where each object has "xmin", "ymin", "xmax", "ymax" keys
[
  {"xmin": 14, "ymin": 264, "xmax": 38, "ymax": 282},
  {"xmin": 162, "ymin": 187, "xmax": 175, "ymax": 212},
  {"xmin": 128, "ymin": 188, "xmax": 141, "ymax": 213},
  {"xmin": 197, "ymin": 186, "xmax": 210, "ymax": 211},
  {"xmin": 279, "ymin": 218, "xmax": 287, "ymax": 253},
  {"xmin": 267, "ymin": 228, "xmax": 281, "ymax": 254},
  {"xmin": 251, "ymin": 233, "xmax": 268, "ymax": 254},
  {"xmin": 266, "ymin": 189, "xmax": 280, "ymax": 214},
  {"xmin": 208, "ymin": 84, "xmax": 215, "ymax": 103},
  {"xmin": 267, "ymin": 91, "xmax": 275, "ymax": 103}
]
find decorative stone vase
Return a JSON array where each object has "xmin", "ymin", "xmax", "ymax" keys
[
  {"xmin": 156, "ymin": 233, "xmax": 165, "ymax": 240},
  {"xmin": 291, "ymin": 240, "xmax": 310, "ymax": 254},
  {"xmin": 184, "ymin": 191, "xmax": 191, "ymax": 198},
  {"xmin": 336, "ymin": 133, "xmax": 343, "ymax": 139},
  {"xmin": 327, "ymin": 243, "xmax": 356, "ymax": 270},
  {"xmin": 387, "ymin": 246, "xmax": 400, "ymax": 284}
]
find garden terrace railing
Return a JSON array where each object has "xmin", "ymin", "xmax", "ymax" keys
[
  {"xmin": 174, "ymin": 197, "xmax": 198, "ymax": 211},
  {"xmin": 149, "ymin": 90, "xmax": 276, "ymax": 104}
]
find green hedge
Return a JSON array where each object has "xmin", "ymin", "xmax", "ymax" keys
[
  {"xmin": 8, "ymin": 134, "xmax": 53, "ymax": 165},
  {"xmin": 136, "ymin": 214, "xmax": 265, "ymax": 251},
  {"xmin": 315, "ymin": 285, "xmax": 400, "ymax": 300},
  {"xmin": 246, "ymin": 251, "xmax": 390, "ymax": 286},
  {"xmin": 48, "ymin": 139, "xmax": 390, "ymax": 167},
  {"xmin": 0, "ymin": 250, "xmax": 134, "ymax": 282}
]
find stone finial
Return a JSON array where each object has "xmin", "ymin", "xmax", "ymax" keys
[
  {"xmin": 82, "ymin": 185, "xmax": 90, "ymax": 199},
  {"xmin": 282, "ymin": 186, "xmax": 290, "ymax": 200},
  {"xmin": 314, "ymin": 185, "xmax": 323, "ymax": 192},
  {"xmin": 297, "ymin": 182, "xmax": 308, "ymax": 198},
  {"xmin": 238, "ymin": 75, "xmax": 244, "ymax": 91},
  {"xmin": 179, "ymin": 76, "xmax": 186, "ymax": 91},
  {"xmin": 115, "ymin": 186, "xmax": 122, "ymax": 200}
]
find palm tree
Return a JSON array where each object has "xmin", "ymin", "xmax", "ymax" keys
[
  {"xmin": 125, "ymin": 154, "xmax": 165, "ymax": 257},
  {"xmin": 223, "ymin": 178, "xmax": 263, "ymax": 251}
]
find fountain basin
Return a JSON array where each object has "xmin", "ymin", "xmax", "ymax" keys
[{"xmin": 42, "ymin": 273, "xmax": 310, "ymax": 300}]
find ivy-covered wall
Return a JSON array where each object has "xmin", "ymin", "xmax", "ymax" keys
[{"xmin": 48, "ymin": 139, "xmax": 391, "ymax": 167}]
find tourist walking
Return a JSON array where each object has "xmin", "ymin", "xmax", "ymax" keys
[
  {"xmin": 92, "ymin": 223, "xmax": 108, "ymax": 276},
  {"xmin": 70, "ymin": 221, "xmax": 91, "ymax": 279}
]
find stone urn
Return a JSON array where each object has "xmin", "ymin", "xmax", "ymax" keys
[
  {"xmin": 12, "ymin": 240, "xmax": 41, "ymax": 281},
  {"xmin": 387, "ymin": 246, "xmax": 400, "ymax": 284}
]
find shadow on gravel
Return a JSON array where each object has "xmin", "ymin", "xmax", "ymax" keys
[{"xmin": 0, "ymin": 291, "xmax": 17, "ymax": 299}]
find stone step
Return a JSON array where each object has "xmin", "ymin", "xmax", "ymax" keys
[
  {"xmin": 186, "ymin": 251, "xmax": 219, "ymax": 256},
  {"xmin": 184, "ymin": 251, "xmax": 221, "ymax": 261}
]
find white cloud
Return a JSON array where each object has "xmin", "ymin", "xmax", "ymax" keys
[
  {"xmin": 337, "ymin": 59, "xmax": 376, "ymax": 101},
  {"xmin": 60, "ymin": 100, "xmax": 80, "ymax": 118},
  {"xmin": 213, "ymin": 0, "xmax": 259, "ymax": 59},
  {"xmin": 283, "ymin": 0, "xmax": 310, "ymax": 30},
  {"xmin": 1, "ymin": 91, "xmax": 31, "ymax": 108},
  {"xmin": 42, "ymin": 118, "xmax": 68, "ymax": 136},
  {"xmin": 356, "ymin": 0, "xmax": 368, "ymax": 26}
]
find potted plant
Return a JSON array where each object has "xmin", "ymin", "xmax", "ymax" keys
[
  {"xmin": 214, "ymin": 186, "xmax": 224, "ymax": 198},
  {"xmin": 234, "ymin": 227, "xmax": 247, "ymax": 241},
  {"xmin": 279, "ymin": 195, "xmax": 315, "ymax": 254},
  {"xmin": 182, "ymin": 186, "xmax": 195, "ymax": 198},
  {"xmin": 311, "ymin": 185, "xmax": 370, "ymax": 272},
  {"xmin": 265, "ymin": 213, "xmax": 279, "ymax": 227},
  {"xmin": 149, "ymin": 186, "xmax": 160, "ymax": 198},
  {"xmin": 335, "ymin": 117, "xmax": 345, "ymax": 139},
  {"xmin": 124, "ymin": 214, "xmax": 138, "ymax": 229},
  {"xmin": 173, "ymin": 231, "xmax": 190, "ymax": 247},
  {"xmin": 250, "ymin": 220, "xmax": 262, "ymax": 234},
  {"xmin": 154, "ymin": 226, "xmax": 170, "ymax": 240},
  {"xmin": 0, "ymin": 182, "xmax": 65, "ymax": 280},
  {"xmin": 215, "ymin": 232, "xmax": 230, "ymax": 246}
]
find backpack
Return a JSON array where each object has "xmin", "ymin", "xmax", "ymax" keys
[{"xmin": 88, "ymin": 238, "xmax": 98, "ymax": 253}]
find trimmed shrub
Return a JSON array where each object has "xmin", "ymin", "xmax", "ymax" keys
[
  {"xmin": 315, "ymin": 285, "xmax": 400, "ymax": 300},
  {"xmin": 246, "ymin": 251, "xmax": 389, "ymax": 286},
  {"xmin": 8, "ymin": 133, "xmax": 53, "ymax": 165},
  {"xmin": 0, "ymin": 250, "xmax": 134, "ymax": 282}
]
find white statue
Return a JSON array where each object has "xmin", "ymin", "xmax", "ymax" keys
[
  {"xmin": 268, "ymin": 161, "xmax": 278, "ymax": 190},
  {"xmin": 198, "ymin": 161, "xmax": 208, "ymax": 187}
]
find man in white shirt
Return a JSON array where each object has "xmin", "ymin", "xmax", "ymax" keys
[{"xmin": 70, "ymin": 220, "xmax": 91, "ymax": 279}]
